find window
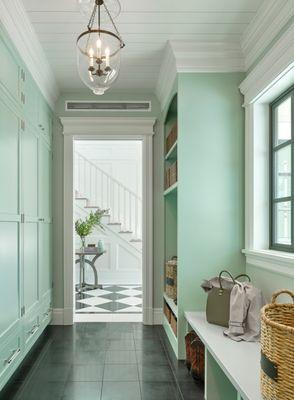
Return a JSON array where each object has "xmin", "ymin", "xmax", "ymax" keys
[{"xmin": 270, "ymin": 86, "xmax": 294, "ymax": 252}]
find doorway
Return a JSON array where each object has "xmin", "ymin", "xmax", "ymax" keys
[
  {"xmin": 74, "ymin": 140, "xmax": 143, "ymax": 322},
  {"xmin": 62, "ymin": 117, "xmax": 154, "ymax": 326}
]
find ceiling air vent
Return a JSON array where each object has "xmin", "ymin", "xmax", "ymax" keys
[{"xmin": 66, "ymin": 101, "xmax": 151, "ymax": 112}]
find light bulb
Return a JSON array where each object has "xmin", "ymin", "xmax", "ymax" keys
[
  {"xmin": 105, "ymin": 47, "xmax": 110, "ymax": 67},
  {"xmin": 96, "ymin": 38, "xmax": 102, "ymax": 59},
  {"xmin": 89, "ymin": 47, "xmax": 94, "ymax": 67}
]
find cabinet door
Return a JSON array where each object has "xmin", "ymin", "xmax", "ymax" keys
[
  {"xmin": 38, "ymin": 139, "xmax": 52, "ymax": 221},
  {"xmin": 0, "ymin": 36, "xmax": 19, "ymax": 101},
  {"xmin": 23, "ymin": 222, "xmax": 38, "ymax": 313},
  {"xmin": 22, "ymin": 124, "xmax": 38, "ymax": 218},
  {"xmin": 0, "ymin": 100, "xmax": 19, "ymax": 216},
  {"xmin": 39, "ymin": 223, "xmax": 52, "ymax": 300},
  {"xmin": 20, "ymin": 68, "xmax": 37, "ymax": 127},
  {"xmin": 0, "ymin": 222, "xmax": 20, "ymax": 339}
]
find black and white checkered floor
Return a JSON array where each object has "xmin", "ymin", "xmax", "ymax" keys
[{"xmin": 75, "ymin": 285, "xmax": 142, "ymax": 314}]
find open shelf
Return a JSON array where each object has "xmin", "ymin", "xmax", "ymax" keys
[
  {"xmin": 165, "ymin": 140, "xmax": 177, "ymax": 161},
  {"xmin": 164, "ymin": 182, "xmax": 178, "ymax": 196},
  {"xmin": 163, "ymin": 292, "xmax": 178, "ymax": 317},
  {"xmin": 163, "ymin": 315, "xmax": 178, "ymax": 356}
]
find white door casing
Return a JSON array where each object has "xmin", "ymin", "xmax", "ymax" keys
[{"xmin": 61, "ymin": 117, "xmax": 155, "ymax": 325}]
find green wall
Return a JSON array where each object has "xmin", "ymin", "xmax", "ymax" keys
[
  {"xmin": 53, "ymin": 91, "xmax": 161, "ymax": 309},
  {"xmin": 177, "ymin": 72, "xmax": 246, "ymax": 312}
]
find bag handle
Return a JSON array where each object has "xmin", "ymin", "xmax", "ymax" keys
[
  {"xmin": 234, "ymin": 274, "xmax": 251, "ymax": 282},
  {"xmin": 271, "ymin": 289, "xmax": 294, "ymax": 304},
  {"xmin": 218, "ymin": 270, "xmax": 235, "ymax": 290}
]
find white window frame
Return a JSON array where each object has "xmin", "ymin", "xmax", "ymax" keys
[
  {"xmin": 61, "ymin": 117, "xmax": 155, "ymax": 325},
  {"xmin": 240, "ymin": 25, "xmax": 294, "ymax": 277}
]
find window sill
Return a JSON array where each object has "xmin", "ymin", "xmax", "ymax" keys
[{"xmin": 242, "ymin": 249, "xmax": 294, "ymax": 278}]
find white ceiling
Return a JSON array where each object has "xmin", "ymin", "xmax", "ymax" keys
[{"xmin": 22, "ymin": 0, "xmax": 264, "ymax": 93}]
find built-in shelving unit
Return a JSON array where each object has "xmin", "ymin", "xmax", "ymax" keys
[
  {"xmin": 165, "ymin": 140, "xmax": 177, "ymax": 161},
  {"xmin": 163, "ymin": 292, "xmax": 178, "ymax": 317},
  {"xmin": 164, "ymin": 182, "xmax": 178, "ymax": 196},
  {"xmin": 163, "ymin": 94, "xmax": 179, "ymax": 357}
]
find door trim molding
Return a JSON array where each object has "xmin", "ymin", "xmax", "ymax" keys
[{"xmin": 61, "ymin": 117, "xmax": 156, "ymax": 325}]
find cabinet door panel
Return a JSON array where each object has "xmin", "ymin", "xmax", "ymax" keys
[
  {"xmin": 0, "ymin": 101, "xmax": 19, "ymax": 215},
  {"xmin": 23, "ymin": 223, "xmax": 38, "ymax": 311},
  {"xmin": 0, "ymin": 222, "xmax": 19, "ymax": 337},
  {"xmin": 39, "ymin": 140, "xmax": 52, "ymax": 220},
  {"xmin": 22, "ymin": 127, "xmax": 38, "ymax": 217},
  {"xmin": 0, "ymin": 38, "xmax": 19, "ymax": 100},
  {"xmin": 39, "ymin": 223, "xmax": 51, "ymax": 298}
]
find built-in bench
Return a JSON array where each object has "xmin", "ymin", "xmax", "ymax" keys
[{"xmin": 185, "ymin": 312, "xmax": 261, "ymax": 400}]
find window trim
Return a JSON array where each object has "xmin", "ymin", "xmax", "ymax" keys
[{"xmin": 270, "ymin": 85, "xmax": 294, "ymax": 252}]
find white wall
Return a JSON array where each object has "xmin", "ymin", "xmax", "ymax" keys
[{"xmin": 75, "ymin": 140, "xmax": 142, "ymax": 196}]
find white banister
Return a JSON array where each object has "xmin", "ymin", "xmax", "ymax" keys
[{"xmin": 75, "ymin": 151, "xmax": 142, "ymax": 239}]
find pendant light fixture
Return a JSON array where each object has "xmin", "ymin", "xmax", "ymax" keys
[{"xmin": 76, "ymin": 0, "xmax": 125, "ymax": 95}]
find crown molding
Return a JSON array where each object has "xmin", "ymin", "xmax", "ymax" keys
[
  {"xmin": 241, "ymin": 0, "xmax": 294, "ymax": 70},
  {"xmin": 240, "ymin": 24, "xmax": 294, "ymax": 104},
  {"xmin": 155, "ymin": 42, "xmax": 177, "ymax": 112},
  {"xmin": 155, "ymin": 40, "xmax": 245, "ymax": 110},
  {"xmin": 61, "ymin": 117, "xmax": 156, "ymax": 136},
  {"xmin": 0, "ymin": 0, "xmax": 59, "ymax": 109}
]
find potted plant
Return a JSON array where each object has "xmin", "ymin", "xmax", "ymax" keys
[{"xmin": 75, "ymin": 208, "xmax": 108, "ymax": 250}]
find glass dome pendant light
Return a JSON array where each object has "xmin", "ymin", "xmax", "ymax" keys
[{"xmin": 76, "ymin": 0, "xmax": 125, "ymax": 95}]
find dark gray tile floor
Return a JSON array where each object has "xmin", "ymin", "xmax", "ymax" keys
[{"xmin": 0, "ymin": 323, "xmax": 204, "ymax": 400}]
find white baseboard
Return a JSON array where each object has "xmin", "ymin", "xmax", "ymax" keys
[
  {"xmin": 153, "ymin": 308, "xmax": 163, "ymax": 325},
  {"xmin": 51, "ymin": 308, "xmax": 64, "ymax": 325},
  {"xmin": 51, "ymin": 307, "xmax": 163, "ymax": 325}
]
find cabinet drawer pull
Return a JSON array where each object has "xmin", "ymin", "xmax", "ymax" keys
[
  {"xmin": 27, "ymin": 324, "xmax": 39, "ymax": 336},
  {"xmin": 38, "ymin": 218, "xmax": 45, "ymax": 222},
  {"xmin": 4, "ymin": 349, "xmax": 21, "ymax": 366}
]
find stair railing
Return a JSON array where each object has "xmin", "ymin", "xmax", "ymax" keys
[{"xmin": 75, "ymin": 151, "xmax": 142, "ymax": 239}]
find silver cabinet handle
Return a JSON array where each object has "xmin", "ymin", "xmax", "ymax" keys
[
  {"xmin": 27, "ymin": 324, "xmax": 39, "ymax": 336},
  {"xmin": 38, "ymin": 218, "xmax": 45, "ymax": 222},
  {"xmin": 4, "ymin": 349, "xmax": 21, "ymax": 365}
]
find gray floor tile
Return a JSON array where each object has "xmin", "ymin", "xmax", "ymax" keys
[
  {"xmin": 138, "ymin": 365, "xmax": 174, "ymax": 382},
  {"xmin": 136, "ymin": 350, "xmax": 169, "ymax": 365},
  {"xmin": 103, "ymin": 364, "xmax": 139, "ymax": 381},
  {"xmin": 105, "ymin": 350, "xmax": 137, "ymax": 364},
  {"xmin": 62, "ymin": 381, "xmax": 102, "ymax": 400},
  {"xmin": 140, "ymin": 382, "xmax": 182, "ymax": 400},
  {"xmin": 68, "ymin": 364, "xmax": 104, "ymax": 381},
  {"xmin": 106, "ymin": 339, "xmax": 135, "ymax": 350},
  {"xmin": 34, "ymin": 363, "xmax": 71, "ymax": 382},
  {"xmin": 101, "ymin": 382, "xmax": 141, "ymax": 400},
  {"xmin": 15, "ymin": 381, "xmax": 65, "ymax": 400},
  {"xmin": 73, "ymin": 350, "xmax": 106, "ymax": 365}
]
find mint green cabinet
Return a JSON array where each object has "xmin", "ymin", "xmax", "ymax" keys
[
  {"xmin": 23, "ymin": 222, "xmax": 38, "ymax": 313},
  {"xmin": 0, "ymin": 26, "xmax": 53, "ymax": 392},
  {"xmin": 39, "ymin": 139, "xmax": 52, "ymax": 221},
  {"xmin": 21, "ymin": 123, "xmax": 38, "ymax": 218},
  {"xmin": 0, "ymin": 99, "xmax": 19, "ymax": 216},
  {"xmin": 20, "ymin": 69, "xmax": 38, "ymax": 128},
  {"xmin": 39, "ymin": 222, "xmax": 52, "ymax": 300},
  {"xmin": 0, "ymin": 222, "xmax": 20, "ymax": 339},
  {"xmin": 0, "ymin": 35, "xmax": 19, "ymax": 101}
]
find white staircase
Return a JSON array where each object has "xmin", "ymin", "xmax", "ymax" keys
[{"xmin": 75, "ymin": 152, "xmax": 142, "ymax": 252}]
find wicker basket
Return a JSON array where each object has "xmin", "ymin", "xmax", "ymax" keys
[
  {"xmin": 261, "ymin": 290, "xmax": 294, "ymax": 399},
  {"xmin": 165, "ymin": 258, "xmax": 177, "ymax": 300}
]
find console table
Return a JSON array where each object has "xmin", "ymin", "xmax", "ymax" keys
[
  {"xmin": 75, "ymin": 248, "xmax": 105, "ymax": 293},
  {"xmin": 185, "ymin": 312, "xmax": 261, "ymax": 400}
]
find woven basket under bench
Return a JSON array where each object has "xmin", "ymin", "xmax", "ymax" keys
[
  {"xmin": 261, "ymin": 290, "xmax": 294, "ymax": 400},
  {"xmin": 165, "ymin": 257, "xmax": 177, "ymax": 300}
]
